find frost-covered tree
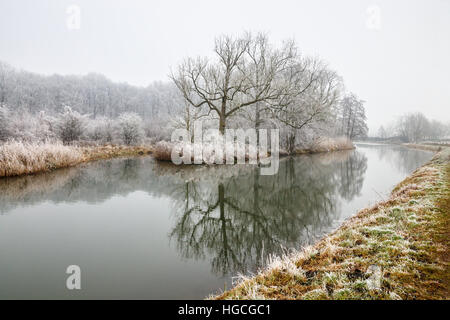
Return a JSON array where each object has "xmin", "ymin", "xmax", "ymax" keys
[
  {"xmin": 171, "ymin": 32, "xmax": 299, "ymax": 134},
  {"xmin": 274, "ymin": 62, "xmax": 342, "ymax": 151},
  {"xmin": 117, "ymin": 112, "xmax": 144, "ymax": 145},
  {"xmin": 396, "ymin": 113, "xmax": 429, "ymax": 142},
  {"xmin": 378, "ymin": 125, "xmax": 387, "ymax": 139},
  {"xmin": 338, "ymin": 93, "xmax": 368, "ymax": 140},
  {"xmin": 0, "ymin": 105, "xmax": 11, "ymax": 141},
  {"xmin": 0, "ymin": 62, "xmax": 14, "ymax": 107},
  {"xmin": 57, "ymin": 106, "xmax": 87, "ymax": 144}
]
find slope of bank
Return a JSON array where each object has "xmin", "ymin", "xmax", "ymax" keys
[
  {"xmin": 216, "ymin": 148, "xmax": 449, "ymax": 300},
  {"xmin": 403, "ymin": 143, "xmax": 448, "ymax": 153},
  {"xmin": 0, "ymin": 141, "xmax": 153, "ymax": 178}
]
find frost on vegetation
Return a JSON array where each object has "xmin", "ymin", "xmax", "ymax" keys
[
  {"xmin": 153, "ymin": 139, "xmax": 262, "ymax": 164},
  {"xmin": 365, "ymin": 265, "xmax": 382, "ymax": 291},
  {"xmin": 271, "ymin": 257, "xmax": 305, "ymax": 278},
  {"xmin": 0, "ymin": 141, "xmax": 83, "ymax": 177},
  {"xmin": 389, "ymin": 291, "xmax": 402, "ymax": 300},
  {"xmin": 0, "ymin": 104, "xmax": 146, "ymax": 146},
  {"xmin": 301, "ymin": 288, "xmax": 329, "ymax": 300}
]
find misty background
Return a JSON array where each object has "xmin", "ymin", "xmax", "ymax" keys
[{"xmin": 0, "ymin": 0, "xmax": 449, "ymax": 135}]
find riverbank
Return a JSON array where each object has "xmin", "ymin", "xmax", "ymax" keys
[
  {"xmin": 153, "ymin": 137, "xmax": 355, "ymax": 161},
  {"xmin": 293, "ymin": 137, "xmax": 355, "ymax": 155},
  {"xmin": 0, "ymin": 141, "xmax": 153, "ymax": 178},
  {"xmin": 403, "ymin": 143, "xmax": 447, "ymax": 153},
  {"xmin": 215, "ymin": 148, "xmax": 449, "ymax": 300}
]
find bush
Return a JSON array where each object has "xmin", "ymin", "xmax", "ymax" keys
[
  {"xmin": 85, "ymin": 117, "xmax": 115, "ymax": 143},
  {"xmin": 117, "ymin": 112, "xmax": 144, "ymax": 145},
  {"xmin": 153, "ymin": 141, "xmax": 174, "ymax": 161},
  {"xmin": 57, "ymin": 106, "xmax": 87, "ymax": 144}
]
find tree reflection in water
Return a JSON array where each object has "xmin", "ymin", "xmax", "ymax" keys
[
  {"xmin": 168, "ymin": 150, "xmax": 368, "ymax": 276},
  {"xmin": 358, "ymin": 143, "xmax": 433, "ymax": 174}
]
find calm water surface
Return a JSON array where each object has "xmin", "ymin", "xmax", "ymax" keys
[{"xmin": 0, "ymin": 144, "xmax": 433, "ymax": 299}]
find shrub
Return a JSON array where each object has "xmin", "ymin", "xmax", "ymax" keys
[
  {"xmin": 57, "ymin": 106, "xmax": 87, "ymax": 144},
  {"xmin": 117, "ymin": 112, "xmax": 144, "ymax": 145},
  {"xmin": 153, "ymin": 141, "xmax": 173, "ymax": 161}
]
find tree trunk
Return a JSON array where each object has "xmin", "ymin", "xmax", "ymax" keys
[
  {"xmin": 219, "ymin": 113, "xmax": 226, "ymax": 135},
  {"xmin": 255, "ymin": 103, "xmax": 260, "ymax": 147}
]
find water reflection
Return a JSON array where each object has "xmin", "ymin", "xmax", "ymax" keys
[
  {"xmin": 169, "ymin": 151, "xmax": 368, "ymax": 275},
  {"xmin": 0, "ymin": 150, "xmax": 368, "ymax": 275},
  {"xmin": 0, "ymin": 145, "xmax": 432, "ymax": 283},
  {"xmin": 357, "ymin": 143, "xmax": 433, "ymax": 174}
]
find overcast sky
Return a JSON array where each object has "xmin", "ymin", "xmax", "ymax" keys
[{"xmin": 0, "ymin": 0, "xmax": 449, "ymax": 134}]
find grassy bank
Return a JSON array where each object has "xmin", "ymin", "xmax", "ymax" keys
[
  {"xmin": 403, "ymin": 143, "xmax": 446, "ymax": 153},
  {"xmin": 0, "ymin": 141, "xmax": 153, "ymax": 178},
  {"xmin": 216, "ymin": 148, "xmax": 449, "ymax": 300}
]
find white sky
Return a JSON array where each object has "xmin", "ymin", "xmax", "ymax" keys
[{"xmin": 0, "ymin": 0, "xmax": 449, "ymax": 134}]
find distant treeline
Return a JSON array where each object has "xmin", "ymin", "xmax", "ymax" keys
[{"xmin": 374, "ymin": 112, "xmax": 450, "ymax": 143}]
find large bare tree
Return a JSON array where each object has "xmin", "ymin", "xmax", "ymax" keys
[{"xmin": 171, "ymin": 33, "xmax": 299, "ymax": 134}]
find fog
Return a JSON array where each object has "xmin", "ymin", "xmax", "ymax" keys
[{"xmin": 1, "ymin": 0, "xmax": 449, "ymax": 134}]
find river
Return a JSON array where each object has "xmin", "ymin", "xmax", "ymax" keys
[{"xmin": 0, "ymin": 144, "xmax": 433, "ymax": 299}]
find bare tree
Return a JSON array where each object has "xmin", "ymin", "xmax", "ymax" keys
[
  {"xmin": 338, "ymin": 93, "xmax": 368, "ymax": 139},
  {"xmin": 378, "ymin": 125, "xmax": 387, "ymax": 139},
  {"xmin": 274, "ymin": 63, "xmax": 341, "ymax": 131},
  {"xmin": 171, "ymin": 33, "xmax": 299, "ymax": 134},
  {"xmin": 0, "ymin": 62, "xmax": 13, "ymax": 107},
  {"xmin": 272, "ymin": 63, "xmax": 342, "ymax": 152},
  {"xmin": 396, "ymin": 112, "xmax": 431, "ymax": 143}
]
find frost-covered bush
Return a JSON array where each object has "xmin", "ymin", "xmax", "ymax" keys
[
  {"xmin": 154, "ymin": 138, "xmax": 262, "ymax": 163},
  {"xmin": 85, "ymin": 116, "xmax": 115, "ymax": 143},
  {"xmin": 153, "ymin": 141, "xmax": 173, "ymax": 161},
  {"xmin": 0, "ymin": 108, "xmax": 57, "ymax": 143},
  {"xmin": 57, "ymin": 106, "xmax": 87, "ymax": 144},
  {"xmin": 142, "ymin": 116, "xmax": 174, "ymax": 142},
  {"xmin": 33, "ymin": 111, "xmax": 58, "ymax": 142},
  {"xmin": 117, "ymin": 112, "xmax": 144, "ymax": 145}
]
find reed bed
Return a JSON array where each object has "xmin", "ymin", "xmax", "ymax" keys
[
  {"xmin": 306, "ymin": 136, "xmax": 355, "ymax": 153},
  {"xmin": 0, "ymin": 141, "xmax": 83, "ymax": 178},
  {"xmin": 0, "ymin": 141, "xmax": 153, "ymax": 178}
]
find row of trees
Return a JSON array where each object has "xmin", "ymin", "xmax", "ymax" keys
[
  {"xmin": 0, "ymin": 33, "xmax": 369, "ymax": 150},
  {"xmin": 377, "ymin": 112, "xmax": 449, "ymax": 142}
]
